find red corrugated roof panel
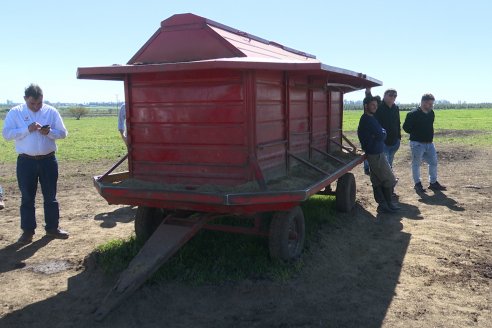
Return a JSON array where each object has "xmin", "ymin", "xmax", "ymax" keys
[
  {"xmin": 128, "ymin": 13, "xmax": 318, "ymax": 65},
  {"xmin": 77, "ymin": 13, "xmax": 382, "ymax": 91}
]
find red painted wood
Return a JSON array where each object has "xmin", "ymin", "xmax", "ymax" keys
[{"xmin": 79, "ymin": 13, "xmax": 382, "ymax": 213}]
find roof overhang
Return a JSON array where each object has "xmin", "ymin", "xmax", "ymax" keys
[{"xmin": 77, "ymin": 58, "xmax": 381, "ymax": 92}]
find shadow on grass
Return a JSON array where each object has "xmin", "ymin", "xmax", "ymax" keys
[
  {"xmin": 0, "ymin": 196, "xmax": 411, "ymax": 328},
  {"xmin": 96, "ymin": 195, "xmax": 338, "ymax": 285}
]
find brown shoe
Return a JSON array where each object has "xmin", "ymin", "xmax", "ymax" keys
[
  {"xmin": 46, "ymin": 228, "xmax": 69, "ymax": 239},
  {"xmin": 17, "ymin": 231, "xmax": 34, "ymax": 245}
]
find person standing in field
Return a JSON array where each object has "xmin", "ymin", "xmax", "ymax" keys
[
  {"xmin": 358, "ymin": 95, "xmax": 400, "ymax": 213},
  {"xmin": 402, "ymin": 93, "xmax": 446, "ymax": 193},
  {"xmin": 2, "ymin": 84, "xmax": 69, "ymax": 244},
  {"xmin": 118, "ymin": 103, "xmax": 127, "ymax": 145},
  {"xmin": 366, "ymin": 88, "xmax": 402, "ymax": 168},
  {"xmin": 0, "ymin": 185, "xmax": 4, "ymax": 210},
  {"xmin": 362, "ymin": 93, "xmax": 381, "ymax": 175}
]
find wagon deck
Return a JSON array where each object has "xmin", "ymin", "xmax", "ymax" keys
[{"xmin": 95, "ymin": 149, "xmax": 363, "ymax": 213}]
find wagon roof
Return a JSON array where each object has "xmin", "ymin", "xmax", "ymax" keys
[{"xmin": 77, "ymin": 13, "xmax": 381, "ymax": 91}]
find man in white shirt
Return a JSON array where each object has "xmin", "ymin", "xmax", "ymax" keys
[
  {"xmin": 118, "ymin": 103, "xmax": 127, "ymax": 145},
  {"xmin": 0, "ymin": 185, "xmax": 4, "ymax": 210},
  {"xmin": 2, "ymin": 84, "xmax": 69, "ymax": 244}
]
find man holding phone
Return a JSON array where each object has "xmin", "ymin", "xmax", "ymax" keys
[{"xmin": 2, "ymin": 84, "xmax": 69, "ymax": 244}]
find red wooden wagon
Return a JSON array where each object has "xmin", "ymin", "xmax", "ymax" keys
[{"xmin": 77, "ymin": 13, "xmax": 381, "ymax": 318}]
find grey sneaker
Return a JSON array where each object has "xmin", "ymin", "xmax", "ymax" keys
[{"xmin": 46, "ymin": 228, "xmax": 69, "ymax": 239}]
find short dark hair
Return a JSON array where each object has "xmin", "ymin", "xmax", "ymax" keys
[
  {"xmin": 384, "ymin": 88, "xmax": 397, "ymax": 96},
  {"xmin": 24, "ymin": 84, "xmax": 43, "ymax": 99},
  {"xmin": 421, "ymin": 93, "xmax": 435, "ymax": 102},
  {"xmin": 363, "ymin": 95, "xmax": 378, "ymax": 106}
]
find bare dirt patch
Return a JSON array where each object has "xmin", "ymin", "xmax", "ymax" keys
[{"xmin": 0, "ymin": 143, "xmax": 490, "ymax": 328}]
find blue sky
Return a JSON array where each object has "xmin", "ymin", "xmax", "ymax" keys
[{"xmin": 1, "ymin": 0, "xmax": 490, "ymax": 104}]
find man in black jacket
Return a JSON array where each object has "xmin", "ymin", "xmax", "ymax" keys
[
  {"xmin": 402, "ymin": 93, "xmax": 446, "ymax": 193},
  {"xmin": 358, "ymin": 96, "xmax": 400, "ymax": 213},
  {"xmin": 366, "ymin": 88, "xmax": 401, "ymax": 168}
]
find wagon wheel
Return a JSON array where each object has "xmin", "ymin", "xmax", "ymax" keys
[
  {"xmin": 134, "ymin": 206, "xmax": 167, "ymax": 242},
  {"xmin": 335, "ymin": 173, "xmax": 356, "ymax": 212},
  {"xmin": 269, "ymin": 206, "xmax": 305, "ymax": 260}
]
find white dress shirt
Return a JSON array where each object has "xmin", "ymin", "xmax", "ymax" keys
[
  {"xmin": 118, "ymin": 103, "xmax": 126, "ymax": 133},
  {"xmin": 2, "ymin": 103, "xmax": 68, "ymax": 156}
]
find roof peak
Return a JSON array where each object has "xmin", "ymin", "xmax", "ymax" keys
[{"xmin": 128, "ymin": 13, "xmax": 316, "ymax": 65}]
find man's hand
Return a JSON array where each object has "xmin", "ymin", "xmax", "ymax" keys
[
  {"xmin": 28, "ymin": 122, "xmax": 42, "ymax": 132},
  {"xmin": 40, "ymin": 125, "xmax": 51, "ymax": 135}
]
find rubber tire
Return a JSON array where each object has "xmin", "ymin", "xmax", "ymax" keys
[
  {"xmin": 335, "ymin": 173, "xmax": 356, "ymax": 212},
  {"xmin": 269, "ymin": 206, "xmax": 305, "ymax": 260},
  {"xmin": 134, "ymin": 206, "xmax": 167, "ymax": 242}
]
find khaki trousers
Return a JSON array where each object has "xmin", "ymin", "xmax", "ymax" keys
[{"xmin": 366, "ymin": 153, "xmax": 396, "ymax": 188}]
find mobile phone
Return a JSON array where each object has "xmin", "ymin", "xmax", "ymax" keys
[{"xmin": 41, "ymin": 124, "xmax": 50, "ymax": 129}]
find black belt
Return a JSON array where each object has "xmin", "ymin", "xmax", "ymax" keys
[{"xmin": 19, "ymin": 151, "xmax": 55, "ymax": 160}]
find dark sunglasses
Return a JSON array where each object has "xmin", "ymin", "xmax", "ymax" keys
[{"xmin": 387, "ymin": 93, "xmax": 397, "ymax": 97}]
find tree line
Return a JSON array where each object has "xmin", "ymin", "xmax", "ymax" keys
[
  {"xmin": 343, "ymin": 100, "xmax": 492, "ymax": 111},
  {"xmin": 1, "ymin": 102, "xmax": 491, "ymax": 120}
]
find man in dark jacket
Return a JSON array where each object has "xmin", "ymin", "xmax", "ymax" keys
[
  {"xmin": 402, "ymin": 93, "xmax": 446, "ymax": 193},
  {"xmin": 373, "ymin": 88, "xmax": 401, "ymax": 167},
  {"xmin": 358, "ymin": 96, "xmax": 399, "ymax": 213}
]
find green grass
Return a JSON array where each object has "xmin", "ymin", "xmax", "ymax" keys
[
  {"xmin": 0, "ymin": 117, "xmax": 127, "ymax": 164},
  {"xmin": 95, "ymin": 195, "xmax": 337, "ymax": 285},
  {"xmin": 2, "ymin": 109, "xmax": 489, "ymax": 164},
  {"xmin": 343, "ymin": 108, "xmax": 492, "ymax": 146},
  {"xmin": 3, "ymin": 108, "xmax": 491, "ymax": 284}
]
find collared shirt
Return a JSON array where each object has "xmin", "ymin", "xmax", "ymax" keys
[{"xmin": 2, "ymin": 103, "xmax": 68, "ymax": 156}]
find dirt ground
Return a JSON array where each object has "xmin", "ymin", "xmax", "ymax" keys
[{"xmin": 0, "ymin": 139, "xmax": 490, "ymax": 328}]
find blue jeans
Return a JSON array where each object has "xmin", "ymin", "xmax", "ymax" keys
[
  {"xmin": 17, "ymin": 154, "xmax": 60, "ymax": 232},
  {"xmin": 409, "ymin": 141, "xmax": 438, "ymax": 185},
  {"xmin": 363, "ymin": 139, "xmax": 400, "ymax": 173},
  {"xmin": 383, "ymin": 139, "xmax": 400, "ymax": 168},
  {"xmin": 363, "ymin": 159, "xmax": 370, "ymax": 174}
]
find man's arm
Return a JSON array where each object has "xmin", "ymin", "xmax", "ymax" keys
[
  {"xmin": 2, "ymin": 111, "xmax": 30, "ymax": 141},
  {"xmin": 45, "ymin": 110, "xmax": 68, "ymax": 140},
  {"xmin": 402, "ymin": 111, "xmax": 414, "ymax": 134}
]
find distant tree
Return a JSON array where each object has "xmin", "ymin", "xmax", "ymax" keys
[{"xmin": 69, "ymin": 106, "xmax": 89, "ymax": 120}]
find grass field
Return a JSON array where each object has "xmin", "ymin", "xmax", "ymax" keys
[
  {"xmin": 96, "ymin": 196, "xmax": 336, "ymax": 284},
  {"xmin": 1, "ymin": 108, "xmax": 491, "ymax": 283},
  {"xmin": 0, "ymin": 116, "xmax": 126, "ymax": 164},
  {"xmin": 343, "ymin": 108, "xmax": 492, "ymax": 145},
  {"xmin": 1, "ymin": 108, "xmax": 490, "ymax": 164}
]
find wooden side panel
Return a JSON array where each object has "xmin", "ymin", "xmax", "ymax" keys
[
  {"xmin": 311, "ymin": 87, "xmax": 328, "ymax": 158},
  {"xmin": 328, "ymin": 90, "xmax": 342, "ymax": 151},
  {"xmin": 255, "ymin": 71, "xmax": 287, "ymax": 180},
  {"xmin": 127, "ymin": 70, "xmax": 250, "ymax": 186},
  {"xmin": 288, "ymin": 75, "xmax": 309, "ymax": 162}
]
